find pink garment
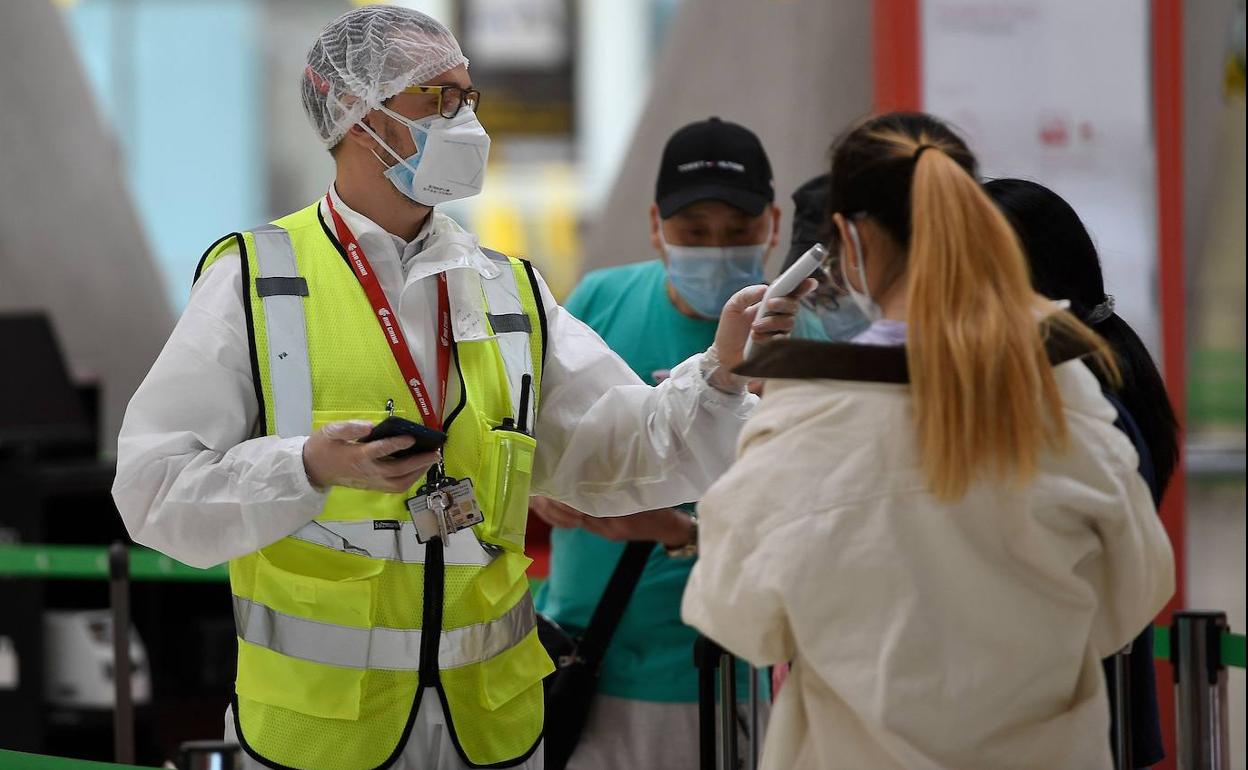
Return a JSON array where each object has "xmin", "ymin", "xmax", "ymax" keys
[{"xmin": 771, "ymin": 663, "xmax": 789, "ymax": 698}]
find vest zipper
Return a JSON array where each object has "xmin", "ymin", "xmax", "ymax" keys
[{"xmin": 419, "ymin": 341, "xmax": 464, "ymax": 684}]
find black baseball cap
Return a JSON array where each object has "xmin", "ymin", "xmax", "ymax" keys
[{"xmin": 655, "ymin": 117, "xmax": 775, "ymax": 218}]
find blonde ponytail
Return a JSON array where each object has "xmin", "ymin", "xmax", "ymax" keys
[{"xmin": 904, "ymin": 146, "xmax": 1117, "ymax": 499}]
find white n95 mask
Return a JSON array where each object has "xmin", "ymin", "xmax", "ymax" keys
[{"xmin": 361, "ymin": 105, "xmax": 491, "ymax": 206}]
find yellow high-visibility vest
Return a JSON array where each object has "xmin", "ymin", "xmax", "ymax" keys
[{"xmin": 197, "ymin": 201, "xmax": 552, "ymax": 769}]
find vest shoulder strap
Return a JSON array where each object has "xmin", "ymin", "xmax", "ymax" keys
[
  {"xmin": 477, "ymin": 247, "xmax": 548, "ymax": 363},
  {"xmin": 477, "ymin": 247, "xmax": 548, "ymax": 425},
  {"xmin": 247, "ymin": 223, "xmax": 313, "ymax": 438},
  {"xmin": 518, "ymin": 258, "xmax": 549, "ymax": 370},
  {"xmin": 194, "ymin": 202, "xmax": 323, "ymax": 288},
  {"xmin": 194, "ymin": 232, "xmax": 243, "ymax": 286}
]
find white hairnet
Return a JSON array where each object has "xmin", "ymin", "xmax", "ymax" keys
[{"xmin": 302, "ymin": 5, "xmax": 468, "ymax": 148}]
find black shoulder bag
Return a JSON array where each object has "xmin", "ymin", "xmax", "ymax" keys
[{"xmin": 536, "ymin": 540, "xmax": 654, "ymax": 770}]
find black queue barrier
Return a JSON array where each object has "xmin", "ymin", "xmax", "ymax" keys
[{"xmin": 1172, "ymin": 610, "xmax": 1232, "ymax": 770}]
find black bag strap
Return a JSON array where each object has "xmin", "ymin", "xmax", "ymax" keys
[{"xmin": 575, "ymin": 540, "xmax": 654, "ymax": 665}]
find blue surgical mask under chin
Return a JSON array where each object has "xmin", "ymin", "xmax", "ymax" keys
[{"xmin": 665, "ymin": 242, "xmax": 767, "ymax": 319}]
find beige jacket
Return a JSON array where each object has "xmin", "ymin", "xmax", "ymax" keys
[{"xmin": 682, "ymin": 343, "xmax": 1174, "ymax": 770}]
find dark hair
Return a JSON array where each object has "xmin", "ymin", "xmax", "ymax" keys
[
  {"xmin": 827, "ymin": 112, "xmax": 977, "ymax": 248},
  {"xmin": 784, "ymin": 173, "xmax": 831, "ymax": 271},
  {"xmin": 826, "ymin": 113, "xmax": 980, "ymax": 304},
  {"xmin": 985, "ymin": 178, "xmax": 1179, "ymax": 497},
  {"xmin": 825, "ymin": 112, "xmax": 1118, "ymax": 499}
]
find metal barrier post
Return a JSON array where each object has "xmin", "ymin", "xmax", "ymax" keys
[
  {"xmin": 748, "ymin": 665, "xmax": 760, "ymax": 770},
  {"xmin": 1172, "ymin": 610, "xmax": 1230, "ymax": 770},
  {"xmin": 109, "ymin": 541, "xmax": 135, "ymax": 765},
  {"xmin": 719, "ymin": 651, "xmax": 738, "ymax": 770},
  {"xmin": 694, "ymin": 635, "xmax": 721, "ymax": 770},
  {"xmin": 1110, "ymin": 647, "xmax": 1133, "ymax": 770}
]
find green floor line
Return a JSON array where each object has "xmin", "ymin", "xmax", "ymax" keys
[{"xmin": 0, "ymin": 749, "xmax": 154, "ymax": 770}]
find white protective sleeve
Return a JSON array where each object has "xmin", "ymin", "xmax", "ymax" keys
[
  {"xmin": 529, "ymin": 274, "xmax": 757, "ymax": 515},
  {"xmin": 112, "ymin": 252, "xmax": 328, "ymax": 569},
  {"xmin": 113, "ymin": 249, "xmax": 755, "ymax": 568}
]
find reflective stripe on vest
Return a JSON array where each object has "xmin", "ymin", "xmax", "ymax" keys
[
  {"xmin": 234, "ymin": 591, "xmax": 534, "ymax": 671},
  {"xmin": 251, "ymin": 225, "xmax": 313, "ymax": 438},
  {"xmin": 288, "ymin": 520, "xmax": 494, "ymax": 566},
  {"xmin": 480, "ymin": 247, "xmax": 536, "ymax": 429}
]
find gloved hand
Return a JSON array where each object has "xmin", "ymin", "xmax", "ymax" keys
[
  {"xmin": 302, "ymin": 420, "xmax": 439, "ymax": 492},
  {"xmin": 709, "ymin": 278, "xmax": 817, "ymax": 391}
]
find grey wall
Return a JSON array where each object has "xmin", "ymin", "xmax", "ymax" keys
[
  {"xmin": 0, "ymin": 2, "xmax": 173, "ymax": 455},
  {"xmin": 1184, "ymin": 0, "xmax": 1244, "ymax": 291},
  {"xmin": 580, "ymin": 0, "xmax": 873, "ymax": 276}
]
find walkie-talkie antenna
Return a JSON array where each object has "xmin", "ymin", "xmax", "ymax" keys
[{"xmin": 516, "ymin": 374, "xmax": 533, "ymax": 434}]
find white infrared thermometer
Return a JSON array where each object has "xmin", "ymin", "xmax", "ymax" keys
[{"xmin": 742, "ymin": 243, "xmax": 828, "ymax": 360}]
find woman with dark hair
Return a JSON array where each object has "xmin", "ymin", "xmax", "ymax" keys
[
  {"xmin": 985, "ymin": 179, "xmax": 1180, "ymax": 496},
  {"xmin": 987, "ymin": 177, "xmax": 1180, "ymax": 768},
  {"xmin": 679, "ymin": 113, "xmax": 1174, "ymax": 770}
]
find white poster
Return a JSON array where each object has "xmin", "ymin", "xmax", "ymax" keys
[{"xmin": 922, "ymin": 0, "xmax": 1159, "ymax": 354}]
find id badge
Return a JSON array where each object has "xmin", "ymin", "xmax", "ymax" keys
[{"xmin": 407, "ymin": 477, "xmax": 484, "ymax": 544}]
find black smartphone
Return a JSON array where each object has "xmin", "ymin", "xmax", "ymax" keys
[{"xmin": 363, "ymin": 416, "xmax": 447, "ymax": 459}]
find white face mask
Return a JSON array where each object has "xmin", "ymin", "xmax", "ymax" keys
[
  {"xmin": 360, "ymin": 105, "xmax": 491, "ymax": 206},
  {"xmin": 840, "ymin": 219, "xmax": 883, "ymax": 322}
]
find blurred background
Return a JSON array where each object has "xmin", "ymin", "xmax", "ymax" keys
[{"xmin": 0, "ymin": 0, "xmax": 1243, "ymax": 768}]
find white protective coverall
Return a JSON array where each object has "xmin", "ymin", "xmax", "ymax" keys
[
  {"xmin": 683, "ymin": 355, "xmax": 1174, "ymax": 770},
  {"xmin": 113, "ymin": 187, "xmax": 756, "ymax": 770}
]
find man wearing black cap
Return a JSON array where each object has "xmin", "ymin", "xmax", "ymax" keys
[{"xmin": 530, "ymin": 118, "xmax": 817, "ymax": 770}]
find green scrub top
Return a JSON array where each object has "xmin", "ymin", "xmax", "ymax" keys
[{"xmin": 535, "ymin": 260, "xmax": 821, "ymax": 702}]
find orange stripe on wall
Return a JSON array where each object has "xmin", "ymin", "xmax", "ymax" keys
[
  {"xmin": 873, "ymin": 0, "xmax": 922, "ymax": 113},
  {"xmin": 1151, "ymin": 0, "xmax": 1185, "ymax": 766}
]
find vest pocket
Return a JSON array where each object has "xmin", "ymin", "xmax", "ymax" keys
[
  {"xmin": 477, "ymin": 628, "xmax": 554, "ymax": 710},
  {"xmin": 477, "ymin": 429, "xmax": 538, "ymax": 552},
  {"xmin": 235, "ymin": 548, "xmax": 382, "ymax": 720},
  {"xmin": 438, "ymin": 626, "xmax": 551, "ymax": 765},
  {"xmin": 237, "ymin": 642, "xmax": 365, "ymax": 721},
  {"xmin": 467, "ymin": 552, "xmax": 552, "ymax": 707}
]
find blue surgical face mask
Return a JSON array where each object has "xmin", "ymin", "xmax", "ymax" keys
[
  {"xmin": 808, "ymin": 294, "xmax": 871, "ymax": 341},
  {"xmin": 662, "ymin": 236, "xmax": 767, "ymax": 319}
]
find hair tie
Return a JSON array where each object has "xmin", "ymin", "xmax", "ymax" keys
[
  {"xmin": 1086, "ymin": 294, "xmax": 1115, "ymax": 324},
  {"xmin": 912, "ymin": 144, "xmax": 938, "ymax": 162}
]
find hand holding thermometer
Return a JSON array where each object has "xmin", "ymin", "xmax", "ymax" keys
[{"xmin": 742, "ymin": 243, "xmax": 828, "ymax": 360}]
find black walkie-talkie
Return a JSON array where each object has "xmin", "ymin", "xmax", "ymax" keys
[{"xmin": 496, "ymin": 374, "xmax": 533, "ymax": 436}]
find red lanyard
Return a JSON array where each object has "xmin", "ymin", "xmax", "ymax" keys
[{"xmin": 325, "ymin": 193, "xmax": 451, "ymax": 431}]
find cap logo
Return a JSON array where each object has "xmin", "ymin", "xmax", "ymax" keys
[{"xmin": 676, "ymin": 160, "xmax": 746, "ymax": 173}]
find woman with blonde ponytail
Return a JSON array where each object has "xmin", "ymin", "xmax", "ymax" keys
[{"xmin": 681, "ymin": 112, "xmax": 1174, "ymax": 770}]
